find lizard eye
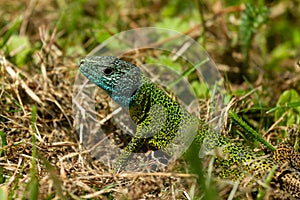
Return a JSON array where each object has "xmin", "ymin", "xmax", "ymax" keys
[{"xmin": 103, "ymin": 68, "xmax": 114, "ymax": 76}]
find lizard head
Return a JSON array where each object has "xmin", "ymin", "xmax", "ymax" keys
[{"xmin": 79, "ymin": 56, "xmax": 142, "ymax": 107}]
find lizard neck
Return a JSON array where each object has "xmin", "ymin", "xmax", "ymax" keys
[
  {"xmin": 112, "ymin": 86, "xmax": 141, "ymax": 108},
  {"xmin": 109, "ymin": 70, "xmax": 145, "ymax": 108},
  {"xmin": 128, "ymin": 80, "xmax": 154, "ymax": 124}
]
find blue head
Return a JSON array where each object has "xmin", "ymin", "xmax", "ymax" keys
[{"xmin": 79, "ymin": 56, "xmax": 142, "ymax": 108}]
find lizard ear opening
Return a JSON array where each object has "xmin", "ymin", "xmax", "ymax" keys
[{"xmin": 103, "ymin": 68, "xmax": 114, "ymax": 76}]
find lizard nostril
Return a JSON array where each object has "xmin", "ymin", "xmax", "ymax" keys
[{"xmin": 79, "ymin": 60, "xmax": 85, "ymax": 66}]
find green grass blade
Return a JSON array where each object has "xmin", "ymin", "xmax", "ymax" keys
[
  {"xmin": 28, "ymin": 106, "xmax": 38, "ymax": 200},
  {"xmin": 0, "ymin": 17, "xmax": 22, "ymax": 48},
  {"xmin": 229, "ymin": 110, "xmax": 275, "ymax": 151}
]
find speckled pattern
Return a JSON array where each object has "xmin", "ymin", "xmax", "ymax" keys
[
  {"xmin": 273, "ymin": 143, "xmax": 300, "ymax": 170},
  {"xmin": 273, "ymin": 143, "xmax": 300, "ymax": 198},
  {"xmin": 79, "ymin": 56, "xmax": 300, "ymax": 198}
]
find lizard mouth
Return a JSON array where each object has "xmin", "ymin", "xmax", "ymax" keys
[{"xmin": 79, "ymin": 64, "xmax": 90, "ymax": 76}]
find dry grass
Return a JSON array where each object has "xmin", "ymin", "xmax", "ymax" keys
[{"xmin": 0, "ymin": 31, "xmax": 202, "ymax": 199}]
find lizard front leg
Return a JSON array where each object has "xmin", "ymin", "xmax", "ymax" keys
[{"xmin": 113, "ymin": 104, "xmax": 167, "ymax": 172}]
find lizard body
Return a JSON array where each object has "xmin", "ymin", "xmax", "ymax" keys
[{"xmin": 79, "ymin": 56, "xmax": 300, "ymax": 198}]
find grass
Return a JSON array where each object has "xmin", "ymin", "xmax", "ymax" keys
[{"xmin": 0, "ymin": 0, "xmax": 300, "ymax": 199}]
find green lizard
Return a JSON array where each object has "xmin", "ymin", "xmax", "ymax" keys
[{"xmin": 78, "ymin": 56, "xmax": 300, "ymax": 198}]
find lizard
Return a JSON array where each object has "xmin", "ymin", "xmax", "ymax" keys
[{"xmin": 78, "ymin": 56, "xmax": 300, "ymax": 198}]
